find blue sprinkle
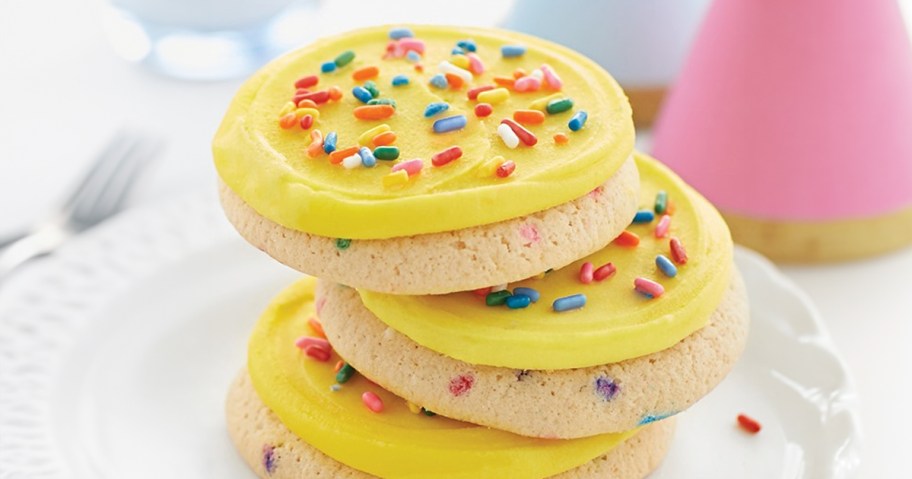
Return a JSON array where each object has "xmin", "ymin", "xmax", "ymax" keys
[
  {"xmin": 429, "ymin": 73, "xmax": 448, "ymax": 89},
  {"xmin": 595, "ymin": 376, "xmax": 620, "ymax": 401},
  {"xmin": 638, "ymin": 412, "xmax": 676, "ymax": 426},
  {"xmin": 506, "ymin": 295, "xmax": 531, "ymax": 309},
  {"xmin": 501, "ymin": 44, "xmax": 527, "ymax": 58},
  {"xmin": 512, "ymin": 287, "xmax": 540, "ymax": 303},
  {"xmin": 352, "ymin": 86, "xmax": 372, "ymax": 104},
  {"xmin": 389, "ymin": 27, "xmax": 414, "ymax": 40},
  {"xmin": 323, "ymin": 131, "xmax": 338, "ymax": 154},
  {"xmin": 656, "ymin": 255, "xmax": 678, "ymax": 278},
  {"xmin": 359, "ymin": 147, "xmax": 377, "ymax": 168},
  {"xmin": 451, "ymin": 46, "xmax": 465, "ymax": 55},
  {"xmin": 569, "ymin": 111, "xmax": 588, "ymax": 131},
  {"xmin": 432, "ymin": 115, "xmax": 467, "ymax": 134},
  {"xmin": 553, "ymin": 294, "xmax": 586, "ymax": 312},
  {"xmin": 632, "ymin": 210, "xmax": 655, "ymax": 223},
  {"xmin": 406, "ymin": 50, "xmax": 421, "ymax": 63},
  {"xmin": 457, "ymin": 39, "xmax": 477, "ymax": 52},
  {"xmin": 262, "ymin": 445, "xmax": 277, "ymax": 473},
  {"xmin": 321, "ymin": 61, "xmax": 336, "ymax": 73},
  {"xmin": 329, "ymin": 384, "xmax": 341, "ymax": 392},
  {"xmin": 391, "ymin": 74, "xmax": 409, "ymax": 87},
  {"xmin": 423, "ymin": 102, "xmax": 449, "ymax": 118}
]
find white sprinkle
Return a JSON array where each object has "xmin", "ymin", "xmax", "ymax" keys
[
  {"xmin": 342, "ymin": 154, "xmax": 362, "ymax": 169},
  {"xmin": 497, "ymin": 123, "xmax": 520, "ymax": 149},
  {"xmin": 438, "ymin": 61, "xmax": 472, "ymax": 83}
]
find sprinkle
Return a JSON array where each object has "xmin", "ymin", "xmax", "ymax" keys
[
  {"xmin": 307, "ymin": 316, "xmax": 325, "ymax": 337},
  {"xmin": 501, "ymin": 119, "xmax": 538, "ymax": 146},
  {"xmin": 295, "ymin": 336, "xmax": 330, "ymax": 350},
  {"xmin": 457, "ymin": 39, "xmax": 477, "ymax": 52},
  {"xmin": 466, "ymin": 52, "xmax": 485, "ymax": 75},
  {"xmin": 391, "ymin": 158, "xmax": 423, "ymax": 176},
  {"xmin": 432, "ymin": 115, "xmax": 467, "ymax": 133},
  {"xmin": 335, "ymin": 238, "xmax": 351, "ymax": 250},
  {"xmin": 666, "ymin": 199, "xmax": 677, "ymax": 215},
  {"xmin": 342, "ymin": 153, "xmax": 362, "ymax": 169},
  {"xmin": 513, "ymin": 68, "xmax": 527, "ymax": 79},
  {"xmin": 497, "ymin": 123, "xmax": 520, "ymax": 148},
  {"xmin": 333, "ymin": 360, "xmax": 344, "ymax": 373},
  {"xmin": 329, "ymin": 146, "xmax": 359, "ymax": 164},
  {"xmin": 424, "ymin": 102, "xmax": 450, "ymax": 118},
  {"xmin": 299, "ymin": 114, "xmax": 314, "ymax": 129},
  {"xmin": 670, "ymin": 237, "xmax": 688, "ymax": 265},
  {"xmin": 367, "ymin": 98, "xmax": 396, "ymax": 108},
  {"xmin": 334, "ymin": 50, "xmax": 355, "ymax": 67},
  {"xmin": 363, "ymin": 80, "xmax": 380, "ymax": 98},
  {"xmin": 262, "ymin": 445, "xmax": 277, "ymax": 473},
  {"xmin": 512, "ymin": 287, "xmax": 540, "ymax": 302},
  {"xmin": 448, "ymin": 375, "xmax": 475, "ymax": 396},
  {"xmin": 501, "ymin": 44, "xmax": 527, "ymax": 57},
  {"xmin": 296, "ymin": 107, "xmax": 320, "ymax": 120},
  {"xmin": 530, "ymin": 93, "xmax": 563, "ymax": 111},
  {"xmin": 358, "ymin": 147, "xmax": 377, "ymax": 168},
  {"xmin": 296, "ymin": 98, "xmax": 317, "ymax": 109},
  {"xmin": 383, "ymin": 169, "xmax": 410, "ymax": 188},
  {"xmin": 595, "ymin": 376, "xmax": 620, "ymax": 400},
  {"xmin": 468, "ymin": 85, "xmax": 495, "ymax": 100},
  {"xmin": 422, "ymin": 408, "xmax": 436, "ymax": 417},
  {"xmin": 432, "ymin": 146, "xmax": 463, "ymax": 167},
  {"xmin": 294, "ymin": 74, "xmax": 319, "ymax": 89},
  {"xmin": 352, "ymin": 65, "xmax": 379, "ymax": 81},
  {"xmin": 297, "ymin": 90, "xmax": 330, "ymax": 105},
  {"xmin": 336, "ymin": 363, "xmax": 357, "ymax": 384},
  {"xmin": 389, "ymin": 27, "xmax": 413, "ymax": 39},
  {"xmin": 429, "ymin": 74, "xmax": 449, "ymax": 89},
  {"xmin": 304, "ymin": 344, "xmax": 331, "ymax": 362},
  {"xmin": 406, "ymin": 402, "xmax": 421, "ymax": 414},
  {"xmin": 444, "ymin": 73, "xmax": 464, "ymax": 89},
  {"xmin": 553, "ymin": 294, "xmax": 586, "ymax": 312},
  {"xmin": 358, "ymin": 124, "xmax": 391, "ymax": 145},
  {"xmin": 540, "ymin": 64, "xmax": 563, "ymax": 90},
  {"xmin": 362, "ymin": 391, "xmax": 384, "ymax": 413},
  {"xmin": 438, "ymin": 61, "xmax": 472, "ymax": 83},
  {"xmin": 486, "ymin": 290, "xmax": 512, "ymax": 306},
  {"xmin": 737, "ymin": 414, "xmax": 762, "ymax": 434},
  {"xmin": 554, "ymin": 133, "xmax": 569, "ymax": 144},
  {"xmin": 506, "ymin": 295, "xmax": 532, "ymax": 309},
  {"xmin": 477, "ymin": 87, "xmax": 510, "ymax": 104},
  {"xmin": 514, "ymin": 76, "xmax": 542, "ymax": 92},
  {"xmin": 654, "ymin": 191, "xmax": 668, "ymax": 214},
  {"xmin": 352, "ymin": 86, "xmax": 372, "ymax": 103},
  {"xmin": 593, "ymin": 263, "xmax": 616, "ymax": 281},
  {"xmin": 278, "ymin": 113, "xmax": 297, "ymax": 129},
  {"xmin": 329, "ymin": 384, "xmax": 341, "ymax": 392},
  {"xmin": 634, "ymin": 277, "xmax": 664, "ymax": 299},
  {"xmin": 321, "ymin": 61, "xmax": 336, "ymax": 73},
  {"xmin": 278, "ymin": 101, "xmax": 296, "ymax": 116},
  {"xmin": 496, "ymin": 160, "xmax": 516, "ymax": 178},
  {"xmin": 452, "ymin": 46, "xmax": 465, "ymax": 55},
  {"xmin": 373, "ymin": 146, "xmax": 400, "ymax": 160},
  {"xmin": 633, "ymin": 210, "xmax": 655, "ymax": 223},
  {"xmin": 656, "ymin": 255, "xmax": 678, "ymax": 278},
  {"xmin": 406, "ymin": 50, "xmax": 421, "ymax": 62},
  {"xmin": 398, "ymin": 38, "xmax": 426, "ymax": 54},
  {"xmin": 476, "ymin": 156, "xmax": 505, "ymax": 177},
  {"xmin": 614, "ymin": 230, "xmax": 640, "ymax": 247},
  {"xmin": 493, "ymin": 76, "xmax": 516, "ymax": 89},
  {"xmin": 328, "ymin": 86, "xmax": 343, "ymax": 101},
  {"xmin": 491, "ymin": 284, "xmax": 508, "ymax": 293},
  {"xmin": 655, "ymin": 214, "xmax": 672, "ymax": 238},
  {"xmin": 391, "ymin": 74, "xmax": 409, "ymax": 86},
  {"xmin": 473, "ymin": 286, "xmax": 493, "ymax": 296},
  {"xmin": 513, "ymin": 109, "xmax": 545, "ymax": 125},
  {"xmin": 579, "ymin": 262, "xmax": 594, "ymax": 284},
  {"xmin": 450, "ymin": 54, "xmax": 470, "ymax": 69},
  {"xmin": 546, "ymin": 98, "xmax": 574, "ymax": 114},
  {"xmin": 474, "ymin": 103, "xmax": 493, "ymax": 117},
  {"xmin": 323, "ymin": 131, "xmax": 338, "ymax": 153},
  {"xmin": 354, "ymin": 105, "xmax": 395, "ymax": 120},
  {"xmin": 569, "ymin": 111, "xmax": 588, "ymax": 131},
  {"xmin": 372, "ymin": 131, "xmax": 397, "ymax": 146}
]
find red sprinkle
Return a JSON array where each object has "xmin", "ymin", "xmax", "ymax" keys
[
  {"xmin": 468, "ymin": 85, "xmax": 495, "ymax": 100},
  {"xmin": 593, "ymin": 262, "xmax": 617, "ymax": 281},
  {"xmin": 304, "ymin": 344, "xmax": 331, "ymax": 362},
  {"xmin": 501, "ymin": 119, "xmax": 538, "ymax": 146},
  {"xmin": 296, "ymin": 90, "xmax": 330, "ymax": 105},
  {"xmin": 362, "ymin": 391, "xmax": 384, "ymax": 413},
  {"xmin": 473, "ymin": 286, "xmax": 493, "ymax": 297},
  {"xmin": 448, "ymin": 374, "xmax": 475, "ymax": 397},
  {"xmin": 432, "ymin": 146, "xmax": 463, "ymax": 167},
  {"xmin": 496, "ymin": 160, "xmax": 516, "ymax": 178},
  {"xmin": 614, "ymin": 230, "xmax": 640, "ymax": 247},
  {"xmin": 737, "ymin": 414, "xmax": 762, "ymax": 434},
  {"xmin": 670, "ymin": 237, "xmax": 688, "ymax": 264},
  {"xmin": 474, "ymin": 103, "xmax": 493, "ymax": 117},
  {"xmin": 294, "ymin": 75, "xmax": 319, "ymax": 89},
  {"xmin": 579, "ymin": 262, "xmax": 594, "ymax": 284},
  {"xmin": 299, "ymin": 114, "xmax": 314, "ymax": 130}
]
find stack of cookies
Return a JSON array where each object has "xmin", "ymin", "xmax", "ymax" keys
[{"xmin": 213, "ymin": 25, "xmax": 749, "ymax": 478}]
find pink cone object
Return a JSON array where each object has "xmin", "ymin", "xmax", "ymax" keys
[{"xmin": 652, "ymin": 0, "xmax": 912, "ymax": 221}]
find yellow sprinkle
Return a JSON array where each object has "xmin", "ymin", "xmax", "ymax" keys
[
  {"xmin": 358, "ymin": 124, "xmax": 391, "ymax": 145},
  {"xmin": 477, "ymin": 87, "xmax": 510, "ymax": 104},
  {"xmin": 295, "ymin": 107, "xmax": 320, "ymax": 120},
  {"xmin": 529, "ymin": 93, "xmax": 563, "ymax": 111},
  {"xmin": 476, "ymin": 155, "xmax": 505, "ymax": 178},
  {"xmin": 278, "ymin": 101, "xmax": 296, "ymax": 116},
  {"xmin": 450, "ymin": 54, "xmax": 470, "ymax": 69},
  {"xmin": 406, "ymin": 401, "xmax": 421, "ymax": 414},
  {"xmin": 383, "ymin": 169, "xmax": 410, "ymax": 188}
]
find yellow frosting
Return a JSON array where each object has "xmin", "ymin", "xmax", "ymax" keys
[
  {"xmin": 213, "ymin": 25, "xmax": 633, "ymax": 239},
  {"xmin": 358, "ymin": 153, "xmax": 733, "ymax": 369},
  {"xmin": 248, "ymin": 277, "xmax": 637, "ymax": 479}
]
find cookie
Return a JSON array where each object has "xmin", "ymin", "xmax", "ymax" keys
[{"xmin": 226, "ymin": 370, "xmax": 676, "ymax": 479}]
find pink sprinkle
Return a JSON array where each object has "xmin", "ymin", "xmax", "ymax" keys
[
  {"xmin": 448, "ymin": 374, "xmax": 475, "ymax": 397},
  {"xmin": 304, "ymin": 344, "xmax": 331, "ymax": 361},
  {"xmin": 634, "ymin": 277, "xmax": 664, "ymax": 299},
  {"xmin": 295, "ymin": 336, "xmax": 330, "ymax": 350},
  {"xmin": 514, "ymin": 76, "xmax": 542, "ymax": 92},
  {"xmin": 519, "ymin": 223, "xmax": 540, "ymax": 245},
  {"xmin": 540, "ymin": 64, "xmax": 563, "ymax": 90},
  {"xmin": 466, "ymin": 52, "xmax": 485, "ymax": 75},
  {"xmin": 588, "ymin": 186, "xmax": 604, "ymax": 199},
  {"xmin": 670, "ymin": 237, "xmax": 688, "ymax": 264},
  {"xmin": 315, "ymin": 296, "xmax": 327, "ymax": 315},
  {"xmin": 593, "ymin": 263, "xmax": 617, "ymax": 281},
  {"xmin": 391, "ymin": 159, "xmax": 423, "ymax": 176},
  {"xmin": 655, "ymin": 214, "xmax": 672, "ymax": 238},
  {"xmin": 579, "ymin": 262, "xmax": 594, "ymax": 284},
  {"xmin": 361, "ymin": 391, "xmax": 384, "ymax": 413},
  {"xmin": 398, "ymin": 38, "xmax": 425, "ymax": 54}
]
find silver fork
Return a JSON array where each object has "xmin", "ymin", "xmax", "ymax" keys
[{"xmin": 0, "ymin": 130, "xmax": 162, "ymax": 279}]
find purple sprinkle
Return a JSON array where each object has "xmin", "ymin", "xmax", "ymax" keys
[
  {"xmin": 595, "ymin": 376, "xmax": 620, "ymax": 401},
  {"xmin": 262, "ymin": 444, "xmax": 277, "ymax": 474}
]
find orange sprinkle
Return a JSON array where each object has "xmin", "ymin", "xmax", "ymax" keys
[
  {"xmin": 493, "ymin": 76, "xmax": 515, "ymax": 89},
  {"xmin": 372, "ymin": 131, "xmax": 397, "ymax": 146},
  {"xmin": 414, "ymin": 63, "xmax": 424, "ymax": 72},
  {"xmin": 328, "ymin": 86, "xmax": 343, "ymax": 101},
  {"xmin": 445, "ymin": 73, "xmax": 464, "ymax": 89},
  {"xmin": 334, "ymin": 360, "xmax": 345, "ymax": 373},
  {"xmin": 278, "ymin": 113, "xmax": 297, "ymax": 129},
  {"xmin": 554, "ymin": 133, "xmax": 569, "ymax": 144},
  {"xmin": 352, "ymin": 65, "xmax": 379, "ymax": 81},
  {"xmin": 513, "ymin": 109, "xmax": 545, "ymax": 125},
  {"xmin": 329, "ymin": 146, "xmax": 359, "ymax": 164},
  {"xmin": 354, "ymin": 104, "xmax": 395, "ymax": 120},
  {"xmin": 307, "ymin": 316, "xmax": 326, "ymax": 338},
  {"xmin": 297, "ymin": 99, "xmax": 318, "ymax": 109},
  {"xmin": 512, "ymin": 68, "xmax": 527, "ymax": 79},
  {"xmin": 306, "ymin": 130, "xmax": 324, "ymax": 158},
  {"xmin": 666, "ymin": 199, "xmax": 677, "ymax": 215},
  {"xmin": 614, "ymin": 230, "xmax": 640, "ymax": 247}
]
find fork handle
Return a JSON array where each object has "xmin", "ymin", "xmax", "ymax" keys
[{"xmin": 0, "ymin": 226, "xmax": 68, "ymax": 280}]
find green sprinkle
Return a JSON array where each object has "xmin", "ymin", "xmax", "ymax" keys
[
  {"xmin": 373, "ymin": 146, "xmax": 400, "ymax": 160},
  {"xmin": 335, "ymin": 238, "xmax": 352, "ymax": 250},
  {"xmin": 654, "ymin": 191, "xmax": 668, "ymax": 214},
  {"xmin": 421, "ymin": 408, "xmax": 437, "ymax": 417},
  {"xmin": 363, "ymin": 80, "xmax": 380, "ymax": 98},
  {"xmin": 334, "ymin": 50, "xmax": 355, "ymax": 67},
  {"xmin": 367, "ymin": 98, "xmax": 397, "ymax": 108},
  {"xmin": 485, "ymin": 290, "xmax": 512, "ymax": 306},
  {"xmin": 546, "ymin": 98, "xmax": 574, "ymax": 114},
  {"xmin": 336, "ymin": 363, "xmax": 356, "ymax": 384}
]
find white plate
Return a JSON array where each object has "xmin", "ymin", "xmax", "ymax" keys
[{"xmin": 0, "ymin": 195, "xmax": 861, "ymax": 479}]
